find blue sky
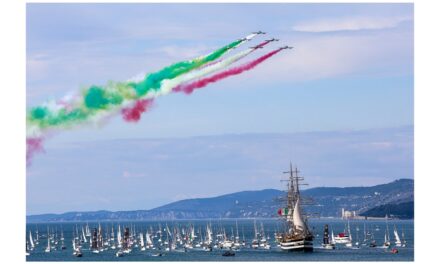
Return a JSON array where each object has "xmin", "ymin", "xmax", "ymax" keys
[{"xmin": 26, "ymin": 3, "xmax": 413, "ymax": 214}]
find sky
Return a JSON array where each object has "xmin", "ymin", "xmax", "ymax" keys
[{"xmin": 26, "ymin": 3, "xmax": 413, "ymax": 215}]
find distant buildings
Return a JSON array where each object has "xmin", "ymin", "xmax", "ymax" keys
[{"xmin": 341, "ymin": 208, "xmax": 357, "ymax": 219}]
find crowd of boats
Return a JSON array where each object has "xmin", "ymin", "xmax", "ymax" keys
[
  {"xmin": 26, "ymin": 220, "xmax": 279, "ymax": 257},
  {"xmin": 25, "ymin": 164, "xmax": 410, "ymax": 258},
  {"xmin": 320, "ymin": 220, "xmax": 407, "ymax": 252},
  {"xmin": 25, "ymin": 219, "xmax": 409, "ymax": 258}
]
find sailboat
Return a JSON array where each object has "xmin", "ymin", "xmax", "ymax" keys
[
  {"xmin": 259, "ymin": 222, "xmax": 270, "ymax": 249},
  {"xmin": 146, "ymin": 232, "xmax": 154, "ymax": 249},
  {"xmin": 383, "ymin": 217, "xmax": 391, "ymax": 248},
  {"xmin": 35, "ymin": 229, "xmax": 40, "ymax": 246},
  {"xmin": 369, "ymin": 228, "xmax": 377, "ymax": 247},
  {"xmin": 140, "ymin": 232, "xmax": 146, "ymax": 251},
  {"xmin": 45, "ymin": 228, "xmax": 51, "ymax": 253},
  {"xmin": 251, "ymin": 219, "xmax": 259, "ymax": 249},
  {"xmin": 346, "ymin": 221, "xmax": 353, "ymax": 247},
  {"xmin": 322, "ymin": 224, "xmax": 335, "ymax": 249},
  {"xmin": 60, "ymin": 230, "xmax": 66, "ymax": 250},
  {"xmin": 26, "ymin": 240, "xmax": 30, "ymax": 256},
  {"xmin": 278, "ymin": 164, "xmax": 314, "ymax": 252},
  {"xmin": 91, "ymin": 228, "xmax": 100, "ymax": 253},
  {"xmin": 401, "ymin": 228, "xmax": 407, "ymax": 247},
  {"xmin": 394, "ymin": 225, "xmax": 402, "ymax": 247},
  {"xmin": 233, "ymin": 221, "xmax": 241, "ymax": 249},
  {"xmin": 29, "ymin": 231, "xmax": 35, "ymax": 251},
  {"xmin": 353, "ymin": 225, "xmax": 360, "ymax": 248},
  {"xmin": 72, "ymin": 238, "xmax": 83, "ymax": 257},
  {"xmin": 335, "ymin": 222, "xmax": 352, "ymax": 245}
]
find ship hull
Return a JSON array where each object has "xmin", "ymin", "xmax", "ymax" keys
[{"xmin": 280, "ymin": 239, "xmax": 314, "ymax": 252}]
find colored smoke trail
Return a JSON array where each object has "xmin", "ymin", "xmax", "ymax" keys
[
  {"xmin": 26, "ymin": 137, "xmax": 44, "ymax": 164},
  {"xmin": 158, "ymin": 40, "xmax": 271, "ymax": 95},
  {"xmin": 121, "ymin": 99, "xmax": 154, "ymax": 122},
  {"xmin": 174, "ymin": 48, "xmax": 283, "ymax": 95},
  {"xmin": 121, "ymin": 40, "xmax": 273, "ymax": 121},
  {"xmin": 27, "ymin": 36, "xmax": 250, "ymax": 140}
]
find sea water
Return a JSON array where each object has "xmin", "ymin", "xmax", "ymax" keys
[{"xmin": 26, "ymin": 218, "xmax": 414, "ymax": 261}]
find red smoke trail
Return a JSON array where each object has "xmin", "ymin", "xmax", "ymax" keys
[
  {"xmin": 27, "ymin": 137, "xmax": 44, "ymax": 164},
  {"xmin": 121, "ymin": 99, "xmax": 154, "ymax": 122},
  {"xmin": 173, "ymin": 48, "xmax": 283, "ymax": 95},
  {"xmin": 121, "ymin": 46, "xmax": 280, "ymax": 123}
]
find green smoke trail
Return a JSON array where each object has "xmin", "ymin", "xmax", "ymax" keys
[
  {"xmin": 129, "ymin": 39, "xmax": 242, "ymax": 97},
  {"xmin": 27, "ymin": 38, "xmax": 245, "ymax": 135}
]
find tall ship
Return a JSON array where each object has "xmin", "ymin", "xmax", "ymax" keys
[{"xmin": 277, "ymin": 163, "xmax": 314, "ymax": 252}]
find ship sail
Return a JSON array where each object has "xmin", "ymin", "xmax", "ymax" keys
[{"xmin": 292, "ymin": 199, "xmax": 306, "ymax": 233}]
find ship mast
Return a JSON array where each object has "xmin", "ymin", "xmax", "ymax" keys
[{"xmin": 282, "ymin": 162, "xmax": 308, "ymax": 223}]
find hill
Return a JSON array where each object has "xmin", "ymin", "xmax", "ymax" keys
[{"xmin": 26, "ymin": 179, "xmax": 413, "ymax": 222}]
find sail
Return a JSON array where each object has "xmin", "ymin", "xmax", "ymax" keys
[
  {"xmin": 140, "ymin": 233, "xmax": 145, "ymax": 247},
  {"xmin": 29, "ymin": 231, "xmax": 35, "ymax": 248},
  {"xmin": 206, "ymin": 225, "xmax": 212, "ymax": 243},
  {"xmin": 82, "ymin": 227, "xmax": 86, "ymax": 242},
  {"xmin": 146, "ymin": 232, "xmax": 152, "ymax": 245},
  {"xmin": 394, "ymin": 226, "xmax": 401, "ymax": 244},
  {"xmin": 117, "ymin": 226, "xmax": 122, "ymax": 246},
  {"xmin": 292, "ymin": 199, "xmax": 306, "ymax": 232}
]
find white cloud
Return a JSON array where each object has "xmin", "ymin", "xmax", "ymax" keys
[
  {"xmin": 239, "ymin": 30, "xmax": 413, "ymax": 83},
  {"xmin": 292, "ymin": 16, "xmax": 412, "ymax": 32}
]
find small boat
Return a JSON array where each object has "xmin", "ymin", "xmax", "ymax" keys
[
  {"xmin": 73, "ymin": 249, "xmax": 83, "ymax": 257},
  {"xmin": 322, "ymin": 224, "xmax": 335, "ymax": 250},
  {"xmin": 390, "ymin": 248, "xmax": 399, "ymax": 254},
  {"xmin": 151, "ymin": 252, "xmax": 163, "ymax": 257},
  {"xmin": 222, "ymin": 250, "xmax": 235, "ymax": 257},
  {"xmin": 251, "ymin": 220, "xmax": 259, "ymax": 249},
  {"xmin": 382, "ymin": 216, "xmax": 391, "ymax": 248},
  {"xmin": 45, "ymin": 238, "xmax": 51, "ymax": 252},
  {"xmin": 401, "ymin": 228, "xmax": 407, "ymax": 247},
  {"xmin": 26, "ymin": 241, "xmax": 30, "ymax": 256},
  {"xmin": 115, "ymin": 250, "xmax": 124, "ymax": 257}
]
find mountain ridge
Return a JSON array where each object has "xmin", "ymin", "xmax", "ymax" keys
[{"xmin": 27, "ymin": 179, "xmax": 413, "ymax": 222}]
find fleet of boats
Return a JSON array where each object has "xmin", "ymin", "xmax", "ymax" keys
[
  {"xmin": 25, "ymin": 164, "xmax": 410, "ymax": 258},
  {"xmin": 319, "ymin": 217, "xmax": 407, "ymax": 251}
]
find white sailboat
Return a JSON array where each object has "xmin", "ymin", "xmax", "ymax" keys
[
  {"xmin": 29, "ymin": 231, "xmax": 35, "ymax": 251},
  {"xmin": 117, "ymin": 225, "xmax": 122, "ymax": 248},
  {"xmin": 140, "ymin": 232, "xmax": 146, "ymax": 251},
  {"xmin": 335, "ymin": 222, "xmax": 351, "ymax": 245},
  {"xmin": 146, "ymin": 232, "xmax": 154, "ymax": 249},
  {"xmin": 401, "ymin": 228, "xmax": 407, "ymax": 247},
  {"xmin": 382, "ymin": 216, "xmax": 391, "ymax": 248},
  {"xmin": 82, "ymin": 226, "xmax": 87, "ymax": 243},
  {"xmin": 394, "ymin": 225, "xmax": 402, "ymax": 247},
  {"xmin": 251, "ymin": 219, "xmax": 259, "ymax": 249},
  {"xmin": 45, "ymin": 228, "xmax": 51, "ymax": 253}
]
